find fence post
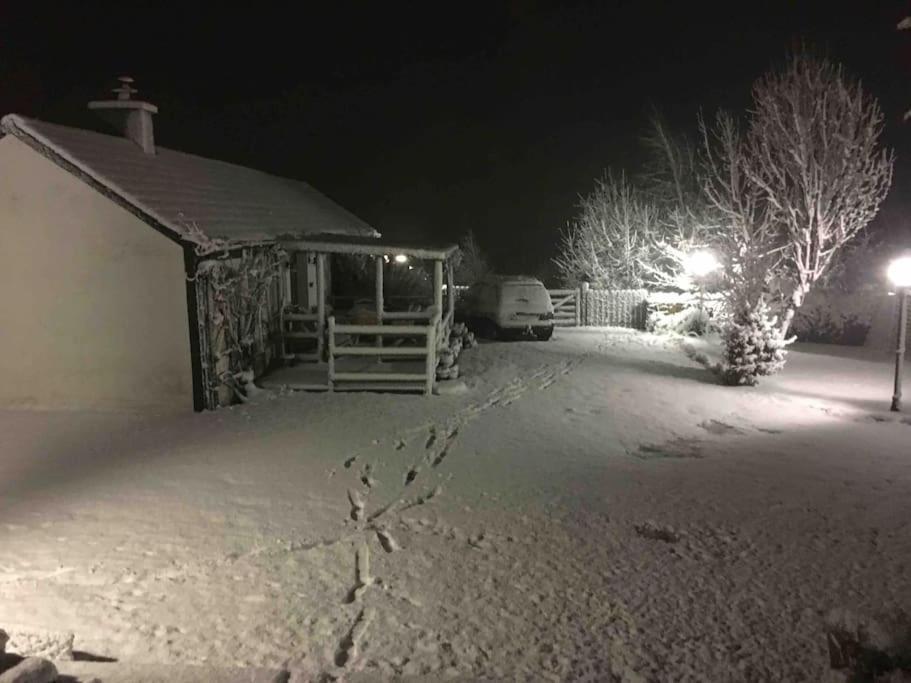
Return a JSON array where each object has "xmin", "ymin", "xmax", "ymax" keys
[
  {"xmin": 580, "ymin": 282, "xmax": 590, "ymax": 326},
  {"xmin": 327, "ymin": 315, "xmax": 336, "ymax": 392},
  {"xmin": 425, "ymin": 309, "xmax": 438, "ymax": 396},
  {"xmin": 375, "ymin": 255, "xmax": 384, "ymax": 356}
]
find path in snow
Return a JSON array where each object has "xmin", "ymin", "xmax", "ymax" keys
[{"xmin": 1, "ymin": 328, "xmax": 910, "ymax": 680}]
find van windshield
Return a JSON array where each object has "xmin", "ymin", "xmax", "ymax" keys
[{"xmin": 502, "ymin": 284, "xmax": 549, "ymax": 306}]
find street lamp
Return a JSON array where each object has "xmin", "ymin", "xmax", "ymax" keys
[
  {"xmin": 394, "ymin": 254, "xmax": 409, "ymax": 265},
  {"xmin": 683, "ymin": 250, "xmax": 720, "ymax": 279},
  {"xmin": 684, "ymin": 250, "xmax": 720, "ymax": 324},
  {"xmin": 887, "ymin": 256, "xmax": 911, "ymax": 411}
]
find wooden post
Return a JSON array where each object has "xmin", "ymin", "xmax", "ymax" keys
[
  {"xmin": 280, "ymin": 256, "xmax": 291, "ymax": 361},
  {"xmin": 580, "ymin": 281, "xmax": 590, "ymax": 327},
  {"xmin": 328, "ymin": 315, "xmax": 336, "ymax": 392},
  {"xmin": 316, "ymin": 253, "xmax": 327, "ymax": 361},
  {"xmin": 433, "ymin": 260, "xmax": 443, "ymax": 319},
  {"xmin": 425, "ymin": 310, "xmax": 438, "ymax": 396},
  {"xmin": 375, "ymin": 256, "xmax": 384, "ymax": 354},
  {"xmin": 446, "ymin": 261, "xmax": 455, "ymax": 324}
]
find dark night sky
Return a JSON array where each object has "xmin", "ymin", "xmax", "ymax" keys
[{"xmin": 2, "ymin": 1, "xmax": 910, "ymax": 275}]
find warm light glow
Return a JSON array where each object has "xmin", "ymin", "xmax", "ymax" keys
[
  {"xmin": 394, "ymin": 254, "xmax": 409, "ymax": 264},
  {"xmin": 887, "ymin": 256, "xmax": 911, "ymax": 288},
  {"xmin": 683, "ymin": 250, "xmax": 720, "ymax": 278}
]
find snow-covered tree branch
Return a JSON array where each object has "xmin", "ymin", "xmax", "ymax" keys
[
  {"xmin": 743, "ymin": 54, "xmax": 893, "ymax": 336},
  {"xmin": 453, "ymin": 230, "xmax": 491, "ymax": 285}
]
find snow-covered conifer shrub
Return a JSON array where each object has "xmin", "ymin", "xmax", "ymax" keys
[
  {"xmin": 720, "ymin": 299, "xmax": 788, "ymax": 386},
  {"xmin": 646, "ymin": 291, "xmax": 723, "ymax": 337}
]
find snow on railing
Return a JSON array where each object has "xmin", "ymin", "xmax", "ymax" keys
[{"xmin": 328, "ymin": 306, "xmax": 441, "ymax": 395}]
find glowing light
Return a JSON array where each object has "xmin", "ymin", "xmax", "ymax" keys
[
  {"xmin": 394, "ymin": 254, "xmax": 409, "ymax": 264},
  {"xmin": 683, "ymin": 250, "xmax": 720, "ymax": 278},
  {"xmin": 887, "ymin": 256, "xmax": 911, "ymax": 288}
]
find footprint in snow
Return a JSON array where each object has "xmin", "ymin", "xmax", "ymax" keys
[
  {"xmin": 345, "ymin": 545, "xmax": 374, "ymax": 604},
  {"xmin": 859, "ymin": 413, "xmax": 911, "ymax": 426},
  {"xmin": 431, "ymin": 427, "xmax": 459, "ymax": 468},
  {"xmin": 635, "ymin": 522, "xmax": 682, "ymax": 543},
  {"xmin": 375, "ymin": 527, "xmax": 399, "ymax": 553},
  {"xmin": 698, "ymin": 419, "xmax": 744, "ymax": 436},
  {"xmin": 360, "ymin": 463, "xmax": 375, "ymax": 488},
  {"xmin": 334, "ymin": 607, "xmax": 373, "ymax": 667},
  {"xmin": 634, "ymin": 438, "xmax": 704, "ymax": 460},
  {"xmin": 347, "ymin": 489, "xmax": 365, "ymax": 522}
]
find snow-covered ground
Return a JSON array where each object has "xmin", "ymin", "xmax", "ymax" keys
[{"xmin": 2, "ymin": 328, "xmax": 910, "ymax": 681}]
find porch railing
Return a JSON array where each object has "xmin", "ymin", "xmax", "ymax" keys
[{"xmin": 328, "ymin": 307, "xmax": 441, "ymax": 395}]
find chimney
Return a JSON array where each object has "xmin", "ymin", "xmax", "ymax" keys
[{"xmin": 88, "ymin": 76, "xmax": 157, "ymax": 154}]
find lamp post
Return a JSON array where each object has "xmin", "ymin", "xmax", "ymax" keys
[
  {"xmin": 887, "ymin": 256, "xmax": 911, "ymax": 411},
  {"xmin": 684, "ymin": 250, "xmax": 720, "ymax": 322}
]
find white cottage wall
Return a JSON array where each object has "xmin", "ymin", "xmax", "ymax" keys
[{"xmin": 0, "ymin": 135, "xmax": 194, "ymax": 411}]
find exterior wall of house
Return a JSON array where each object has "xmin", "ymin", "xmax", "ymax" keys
[{"xmin": 0, "ymin": 135, "xmax": 195, "ymax": 411}]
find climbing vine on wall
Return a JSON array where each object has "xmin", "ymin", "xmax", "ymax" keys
[{"xmin": 184, "ymin": 223, "xmax": 287, "ymax": 402}]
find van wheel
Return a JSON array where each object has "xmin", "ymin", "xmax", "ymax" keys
[{"xmin": 534, "ymin": 326, "xmax": 554, "ymax": 341}]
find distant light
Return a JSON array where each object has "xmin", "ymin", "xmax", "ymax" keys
[
  {"xmin": 394, "ymin": 254, "xmax": 409, "ymax": 264},
  {"xmin": 887, "ymin": 256, "xmax": 911, "ymax": 288},
  {"xmin": 683, "ymin": 250, "xmax": 720, "ymax": 278}
]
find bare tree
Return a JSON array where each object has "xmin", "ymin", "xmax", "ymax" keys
[
  {"xmin": 700, "ymin": 111, "xmax": 782, "ymax": 312},
  {"xmin": 743, "ymin": 54, "xmax": 893, "ymax": 336},
  {"xmin": 555, "ymin": 166, "xmax": 715, "ymax": 290},
  {"xmin": 640, "ymin": 112, "xmax": 701, "ymax": 212},
  {"xmin": 554, "ymin": 172, "xmax": 659, "ymax": 288},
  {"xmin": 454, "ymin": 230, "xmax": 491, "ymax": 285}
]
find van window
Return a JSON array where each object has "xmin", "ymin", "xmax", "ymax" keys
[{"xmin": 501, "ymin": 283, "xmax": 549, "ymax": 307}]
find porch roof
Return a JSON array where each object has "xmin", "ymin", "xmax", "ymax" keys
[{"xmin": 278, "ymin": 233, "xmax": 459, "ymax": 261}]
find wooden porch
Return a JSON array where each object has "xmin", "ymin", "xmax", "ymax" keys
[{"xmin": 269, "ymin": 235, "xmax": 459, "ymax": 395}]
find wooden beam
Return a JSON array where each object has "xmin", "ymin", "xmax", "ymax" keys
[
  {"xmin": 433, "ymin": 260, "xmax": 443, "ymax": 315},
  {"xmin": 375, "ymin": 256, "xmax": 384, "ymax": 352},
  {"xmin": 446, "ymin": 261, "xmax": 455, "ymax": 323},
  {"xmin": 317, "ymin": 253, "xmax": 327, "ymax": 360},
  {"xmin": 327, "ymin": 315, "xmax": 336, "ymax": 392}
]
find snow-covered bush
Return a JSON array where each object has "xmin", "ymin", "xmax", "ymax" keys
[
  {"xmin": 789, "ymin": 290, "xmax": 875, "ymax": 346},
  {"xmin": 437, "ymin": 322, "xmax": 476, "ymax": 380},
  {"xmin": 791, "ymin": 305, "xmax": 871, "ymax": 346},
  {"xmin": 719, "ymin": 299, "xmax": 788, "ymax": 386},
  {"xmin": 646, "ymin": 291, "xmax": 724, "ymax": 337}
]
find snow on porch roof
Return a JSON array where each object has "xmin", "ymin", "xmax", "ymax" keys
[
  {"xmin": 279, "ymin": 234, "xmax": 459, "ymax": 261},
  {"xmin": 0, "ymin": 114, "xmax": 378, "ymax": 244}
]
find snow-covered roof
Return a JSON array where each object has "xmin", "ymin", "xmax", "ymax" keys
[
  {"xmin": 0, "ymin": 114, "xmax": 379, "ymax": 244},
  {"xmin": 279, "ymin": 234, "xmax": 458, "ymax": 261}
]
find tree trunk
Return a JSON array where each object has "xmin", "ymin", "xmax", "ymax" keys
[{"xmin": 779, "ymin": 284, "xmax": 808, "ymax": 339}]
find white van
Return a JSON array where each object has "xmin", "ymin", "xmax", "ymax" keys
[{"xmin": 459, "ymin": 276, "xmax": 555, "ymax": 340}]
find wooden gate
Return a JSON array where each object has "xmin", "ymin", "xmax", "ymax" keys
[
  {"xmin": 548, "ymin": 288, "xmax": 581, "ymax": 327},
  {"xmin": 547, "ymin": 286, "xmax": 648, "ymax": 329}
]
